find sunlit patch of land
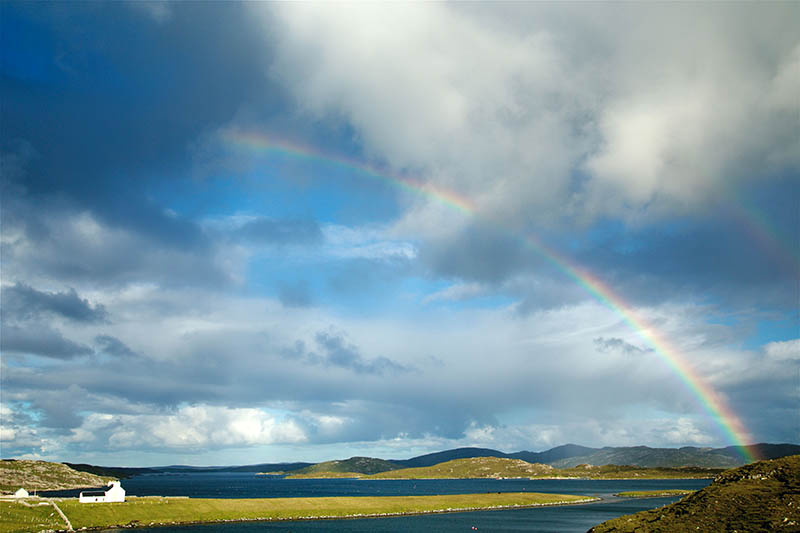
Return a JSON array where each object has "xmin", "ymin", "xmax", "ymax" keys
[
  {"xmin": 0, "ymin": 500, "xmax": 66, "ymax": 533},
  {"xmin": 343, "ymin": 457, "xmax": 723, "ymax": 480},
  {"xmin": 615, "ymin": 489, "xmax": 696, "ymax": 498},
  {"xmin": 0, "ymin": 492, "xmax": 597, "ymax": 532},
  {"xmin": 285, "ymin": 471, "xmax": 364, "ymax": 479}
]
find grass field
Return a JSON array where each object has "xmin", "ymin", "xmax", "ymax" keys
[
  {"xmin": 0, "ymin": 492, "xmax": 596, "ymax": 531},
  {"xmin": 0, "ymin": 501, "xmax": 66, "ymax": 533}
]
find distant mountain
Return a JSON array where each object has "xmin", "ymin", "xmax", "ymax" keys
[
  {"xmin": 508, "ymin": 444, "xmax": 599, "ymax": 464},
  {"xmin": 66, "ymin": 462, "xmax": 312, "ymax": 477},
  {"xmin": 292, "ymin": 457, "xmax": 401, "ymax": 475},
  {"xmin": 589, "ymin": 454, "xmax": 800, "ymax": 532},
  {"xmin": 391, "ymin": 447, "xmax": 509, "ymax": 468},
  {"xmin": 549, "ymin": 443, "xmax": 800, "ymax": 468},
  {"xmin": 62, "ymin": 442, "xmax": 800, "ymax": 478}
]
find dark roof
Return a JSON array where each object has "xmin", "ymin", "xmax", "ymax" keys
[{"xmin": 80, "ymin": 491, "xmax": 106, "ymax": 497}]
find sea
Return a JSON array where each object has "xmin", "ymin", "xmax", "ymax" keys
[{"xmin": 42, "ymin": 473, "xmax": 711, "ymax": 532}]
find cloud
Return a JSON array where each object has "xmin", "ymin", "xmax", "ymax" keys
[
  {"xmin": 423, "ymin": 282, "xmax": 487, "ymax": 304},
  {"xmin": 1, "ymin": 323, "xmax": 93, "ymax": 359},
  {"xmin": 1, "ymin": 282, "xmax": 108, "ymax": 323},
  {"xmin": 763, "ymin": 339, "xmax": 800, "ymax": 362},
  {"xmin": 126, "ymin": 0, "xmax": 172, "ymax": 24},
  {"xmin": 1, "ymin": 210, "xmax": 239, "ymax": 289},
  {"xmin": 283, "ymin": 330, "xmax": 413, "ymax": 376},
  {"xmin": 278, "ymin": 281, "xmax": 313, "ymax": 308},
  {"xmin": 94, "ymin": 335, "xmax": 138, "ymax": 358},
  {"xmin": 4, "ymin": 286, "xmax": 787, "ymax": 455},
  {"xmin": 233, "ymin": 217, "xmax": 323, "ymax": 246},
  {"xmin": 63, "ymin": 405, "xmax": 307, "ymax": 452},
  {"xmin": 594, "ymin": 337, "xmax": 651, "ymax": 356},
  {"xmin": 260, "ymin": 2, "xmax": 799, "ymax": 223}
]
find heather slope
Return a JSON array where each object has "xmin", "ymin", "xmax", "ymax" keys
[
  {"xmin": 589, "ymin": 454, "xmax": 800, "ymax": 532},
  {"xmin": 289, "ymin": 456, "xmax": 401, "ymax": 476},
  {"xmin": 0, "ymin": 460, "xmax": 114, "ymax": 493},
  {"xmin": 367, "ymin": 457, "xmax": 720, "ymax": 480}
]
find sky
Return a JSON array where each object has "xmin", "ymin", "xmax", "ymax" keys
[{"xmin": 1, "ymin": 2, "xmax": 798, "ymax": 467}]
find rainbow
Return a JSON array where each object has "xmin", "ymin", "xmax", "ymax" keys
[{"xmin": 222, "ymin": 128, "xmax": 759, "ymax": 462}]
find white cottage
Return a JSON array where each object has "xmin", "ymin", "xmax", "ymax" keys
[
  {"xmin": 79, "ymin": 481, "xmax": 125, "ymax": 503},
  {"xmin": 14, "ymin": 488, "xmax": 29, "ymax": 498}
]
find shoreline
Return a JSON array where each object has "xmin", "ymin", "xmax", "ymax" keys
[
  {"xmin": 70, "ymin": 497, "xmax": 602, "ymax": 532},
  {"xmin": 2, "ymin": 492, "xmax": 599, "ymax": 532},
  {"xmin": 286, "ymin": 474, "xmax": 716, "ymax": 481}
]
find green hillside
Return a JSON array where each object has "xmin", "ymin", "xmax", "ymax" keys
[
  {"xmin": 589, "ymin": 454, "xmax": 800, "ymax": 532},
  {"xmin": 0, "ymin": 459, "xmax": 114, "ymax": 492},
  {"xmin": 551, "ymin": 446, "xmax": 743, "ymax": 468},
  {"xmin": 369, "ymin": 457, "xmax": 556, "ymax": 479},
  {"xmin": 289, "ymin": 456, "xmax": 402, "ymax": 476},
  {"xmin": 367, "ymin": 457, "xmax": 720, "ymax": 480}
]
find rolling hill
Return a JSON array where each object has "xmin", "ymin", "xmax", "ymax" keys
[
  {"xmin": 289, "ymin": 456, "xmax": 402, "ymax": 476},
  {"xmin": 369, "ymin": 457, "xmax": 721, "ymax": 480},
  {"xmin": 0, "ymin": 459, "xmax": 114, "ymax": 492}
]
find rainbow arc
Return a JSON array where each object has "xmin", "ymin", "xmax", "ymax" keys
[{"xmin": 223, "ymin": 127, "xmax": 762, "ymax": 463}]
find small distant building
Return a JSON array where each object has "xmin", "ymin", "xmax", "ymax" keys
[
  {"xmin": 14, "ymin": 488, "xmax": 29, "ymax": 498},
  {"xmin": 79, "ymin": 481, "xmax": 125, "ymax": 503}
]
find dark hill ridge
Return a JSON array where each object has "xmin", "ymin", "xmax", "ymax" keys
[
  {"xmin": 292, "ymin": 457, "xmax": 401, "ymax": 476},
  {"xmin": 589, "ymin": 454, "xmax": 800, "ymax": 532},
  {"xmin": 552, "ymin": 443, "xmax": 800, "ymax": 469},
  {"xmin": 61, "ymin": 443, "xmax": 800, "ymax": 476}
]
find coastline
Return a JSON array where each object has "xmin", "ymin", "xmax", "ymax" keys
[
  {"xmin": 286, "ymin": 474, "xmax": 717, "ymax": 481},
  {"xmin": 2, "ymin": 493, "xmax": 598, "ymax": 532}
]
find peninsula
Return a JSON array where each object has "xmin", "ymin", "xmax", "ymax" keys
[{"xmin": 1, "ymin": 492, "xmax": 597, "ymax": 532}]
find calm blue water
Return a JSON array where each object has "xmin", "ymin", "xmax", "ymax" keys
[{"xmin": 44, "ymin": 473, "xmax": 710, "ymax": 532}]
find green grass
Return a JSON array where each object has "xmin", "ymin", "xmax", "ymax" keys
[
  {"xmin": 36, "ymin": 492, "xmax": 594, "ymax": 530},
  {"xmin": 615, "ymin": 489, "xmax": 696, "ymax": 498},
  {"xmin": 0, "ymin": 501, "xmax": 66, "ymax": 533}
]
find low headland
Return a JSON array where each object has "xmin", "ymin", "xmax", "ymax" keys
[
  {"xmin": 286, "ymin": 456, "xmax": 723, "ymax": 480},
  {"xmin": 614, "ymin": 489, "xmax": 696, "ymax": 498},
  {"xmin": 0, "ymin": 460, "xmax": 114, "ymax": 493},
  {"xmin": 1, "ymin": 492, "xmax": 597, "ymax": 532}
]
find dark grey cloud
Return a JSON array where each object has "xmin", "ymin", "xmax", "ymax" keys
[
  {"xmin": 94, "ymin": 335, "xmax": 138, "ymax": 358},
  {"xmin": 1, "ymin": 323, "xmax": 92, "ymax": 359},
  {"xmin": 0, "ymin": 1, "xmax": 290, "ymax": 288},
  {"xmin": 1, "ymin": 282, "xmax": 108, "ymax": 323},
  {"xmin": 419, "ymin": 223, "xmax": 532, "ymax": 284},
  {"xmin": 282, "ymin": 331, "xmax": 413, "ymax": 376},
  {"xmin": 0, "ymin": 207, "xmax": 235, "ymax": 288},
  {"xmin": 314, "ymin": 331, "xmax": 406, "ymax": 375}
]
